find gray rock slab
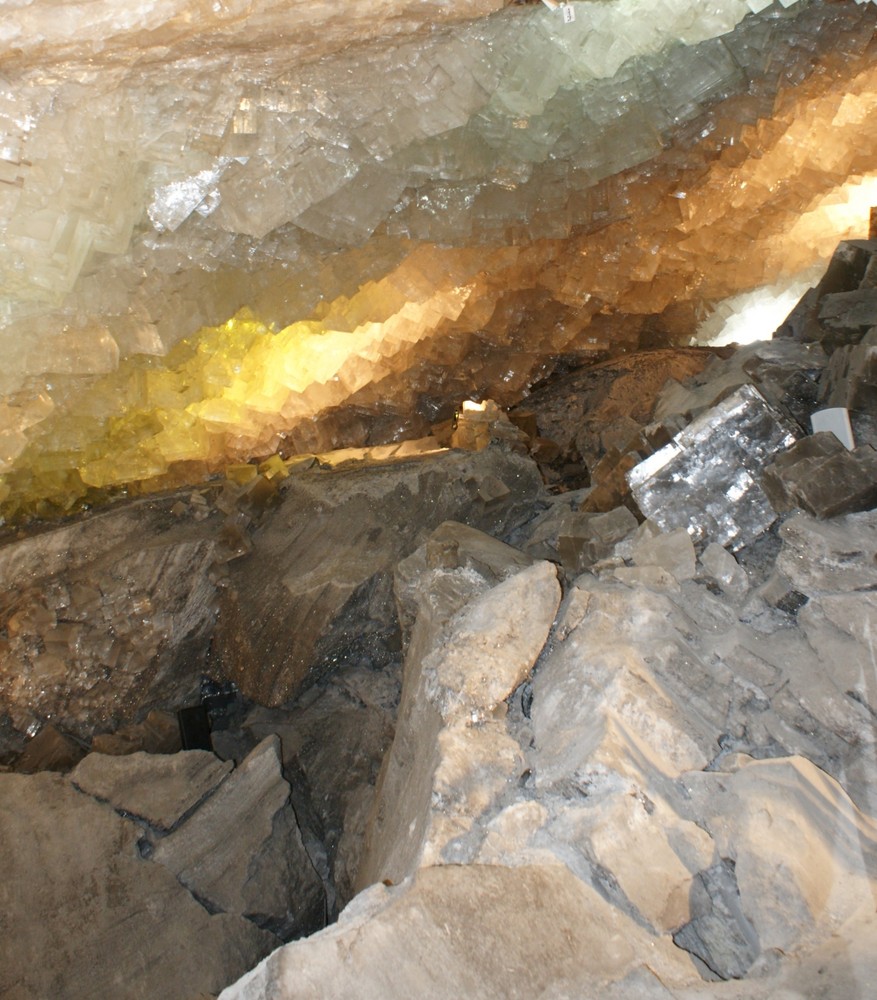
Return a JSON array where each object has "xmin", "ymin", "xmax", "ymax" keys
[
  {"xmin": 152, "ymin": 736, "xmax": 325, "ymax": 938},
  {"xmin": 71, "ymin": 749, "xmax": 233, "ymax": 831},
  {"xmin": 0, "ymin": 771, "xmax": 274, "ymax": 1000}
]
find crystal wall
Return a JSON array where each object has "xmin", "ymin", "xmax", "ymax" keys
[{"xmin": 1, "ymin": 0, "xmax": 877, "ymax": 519}]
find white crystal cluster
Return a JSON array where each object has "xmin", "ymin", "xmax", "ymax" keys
[{"xmin": 1, "ymin": 0, "xmax": 877, "ymax": 515}]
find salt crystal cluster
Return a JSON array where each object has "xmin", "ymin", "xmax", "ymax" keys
[{"xmin": 1, "ymin": 0, "xmax": 877, "ymax": 517}]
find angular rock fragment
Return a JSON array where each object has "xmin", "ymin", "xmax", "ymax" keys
[
  {"xmin": 631, "ymin": 527, "xmax": 696, "ymax": 583},
  {"xmin": 530, "ymin": 581, "xmax": 715, "ymax": 788},
  {"xmin": 585, "ymin": 792, "xmax": 714, "ymax": 933},
  {"xmin": 580, "ymin": 448, "xmax": 643, "ymax": 513},
  {"xmin": 450, "ymin": 400, "xmax": 528, "ymax": 453},
  {"xmin": 762, "ymin": 432, "xmax": 877, "ymax": 518},
  {"xmin": 153, "ymin": 736, "xmax": 325, "ymax": 939},
  {"xmin": 699, "ymin": 542, "xmax": 749, "ymax": 598},
  {"xmin": 818, "ymin": 289, "xmax": 877, "ymax": 343},
  {"xmin": 556, "ymin": 505, "xmax": 638, "ymax": 575},
  {"xmin": 672, "ymin": 859, "xmax": 760, "ymax": 980},
  {"xmin": 71, "ymin": 749, "xmax": 233, "ymax": 831},
  {"xmin": 627, "ymin": 384, "xmax": 798, "ymax": 549},
  {"xmin": 358, "ymin": 525, "xmax": 559, "ymax": 890},
  {"xmin": 13, "ymin": 724, "xmax": 84, "ymax": 774}
]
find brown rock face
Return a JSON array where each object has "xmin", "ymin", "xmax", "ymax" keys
[
  {"xmin": 214, "ymin": 446, "xmax": 543, "ymax": 706},
  {"xmin": 0, "ymin": 498, "xmax": 219, "ymax": 742}
]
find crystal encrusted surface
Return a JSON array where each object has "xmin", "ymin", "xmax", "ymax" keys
[{"xmin": 1, "ymin": 1, "xmax": 877, "ymax": 515}]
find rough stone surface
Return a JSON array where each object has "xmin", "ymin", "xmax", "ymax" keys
[
  {"xmin": 218, "ymin": 864, "xmax": 692, "ymax": 1000},
  {"xmin": 152, "ymin": 736, "xmax": 325, "ymax": 939},
  {"xmin": 71, "ymin": 749, "xmax": 233, "ymax": 831},
  {"xmin": 0, "ymin": 771, "xmax": 274, "ymax": 1000},
  {"xmin": 776, "ymin": 509, "xmax": 877, "ymax": 595},
  {"xmin": 214, "ymin": 446, "xmax": 543, "ymax": 706},
  {"xmin": 0, "ymin": 497, "xmax": 220, "ymax": 742},
  {"xmin": 357, "ymin": 526, "xmax": 559, "ymax": 890}
]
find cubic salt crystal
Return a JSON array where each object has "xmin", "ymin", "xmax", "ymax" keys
[{"xmin": 626, "ymin": 384, "xmax": 799, "ymax": 549}]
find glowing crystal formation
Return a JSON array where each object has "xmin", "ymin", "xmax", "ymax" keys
[{"xmin": 1, "ymin": 1, "xmax": 877, "ymax": 517}]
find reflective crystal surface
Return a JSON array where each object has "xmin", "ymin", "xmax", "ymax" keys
[
  {"xmin": 0, "ymin": 0, "xmax": 876, "ymax": 517},
  {"xmin": 627, "ymin": 384, "xmax": 799, "ymax": 549}
]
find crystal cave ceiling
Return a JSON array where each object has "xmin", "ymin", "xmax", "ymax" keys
[{"xmin": 1, "ymin": 0, "xmax": 877, "ymax": 520}]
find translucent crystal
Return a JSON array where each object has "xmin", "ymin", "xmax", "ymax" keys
[
  {"xmin": 627, "ymin": 385, "xmax": 799, "ymax": 549},
  {"xmin": 1, "ymin": 0, "xmax": 877, "ymax": 517}
]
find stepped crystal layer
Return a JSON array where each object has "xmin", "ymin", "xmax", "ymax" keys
[{"xmin": 1, "ymin": 0, "xmax": 877, "ymax": 517}]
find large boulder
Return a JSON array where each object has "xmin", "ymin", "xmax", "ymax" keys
[
  {"xmin": 0, "ymin": 770, "xmax": 275, "ymax": 1000},
  {"xmin": 357, "ymin": 523, "xmax": 560, "ymax": 890}
]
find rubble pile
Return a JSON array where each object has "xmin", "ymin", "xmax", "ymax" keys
[
  {"xmin": 221, "ymin": 240, "xmax": 877, "ymax": 998},
  {"xmin": 2, "ymin": 237, "xmax": 877, "ymax": 999}
]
